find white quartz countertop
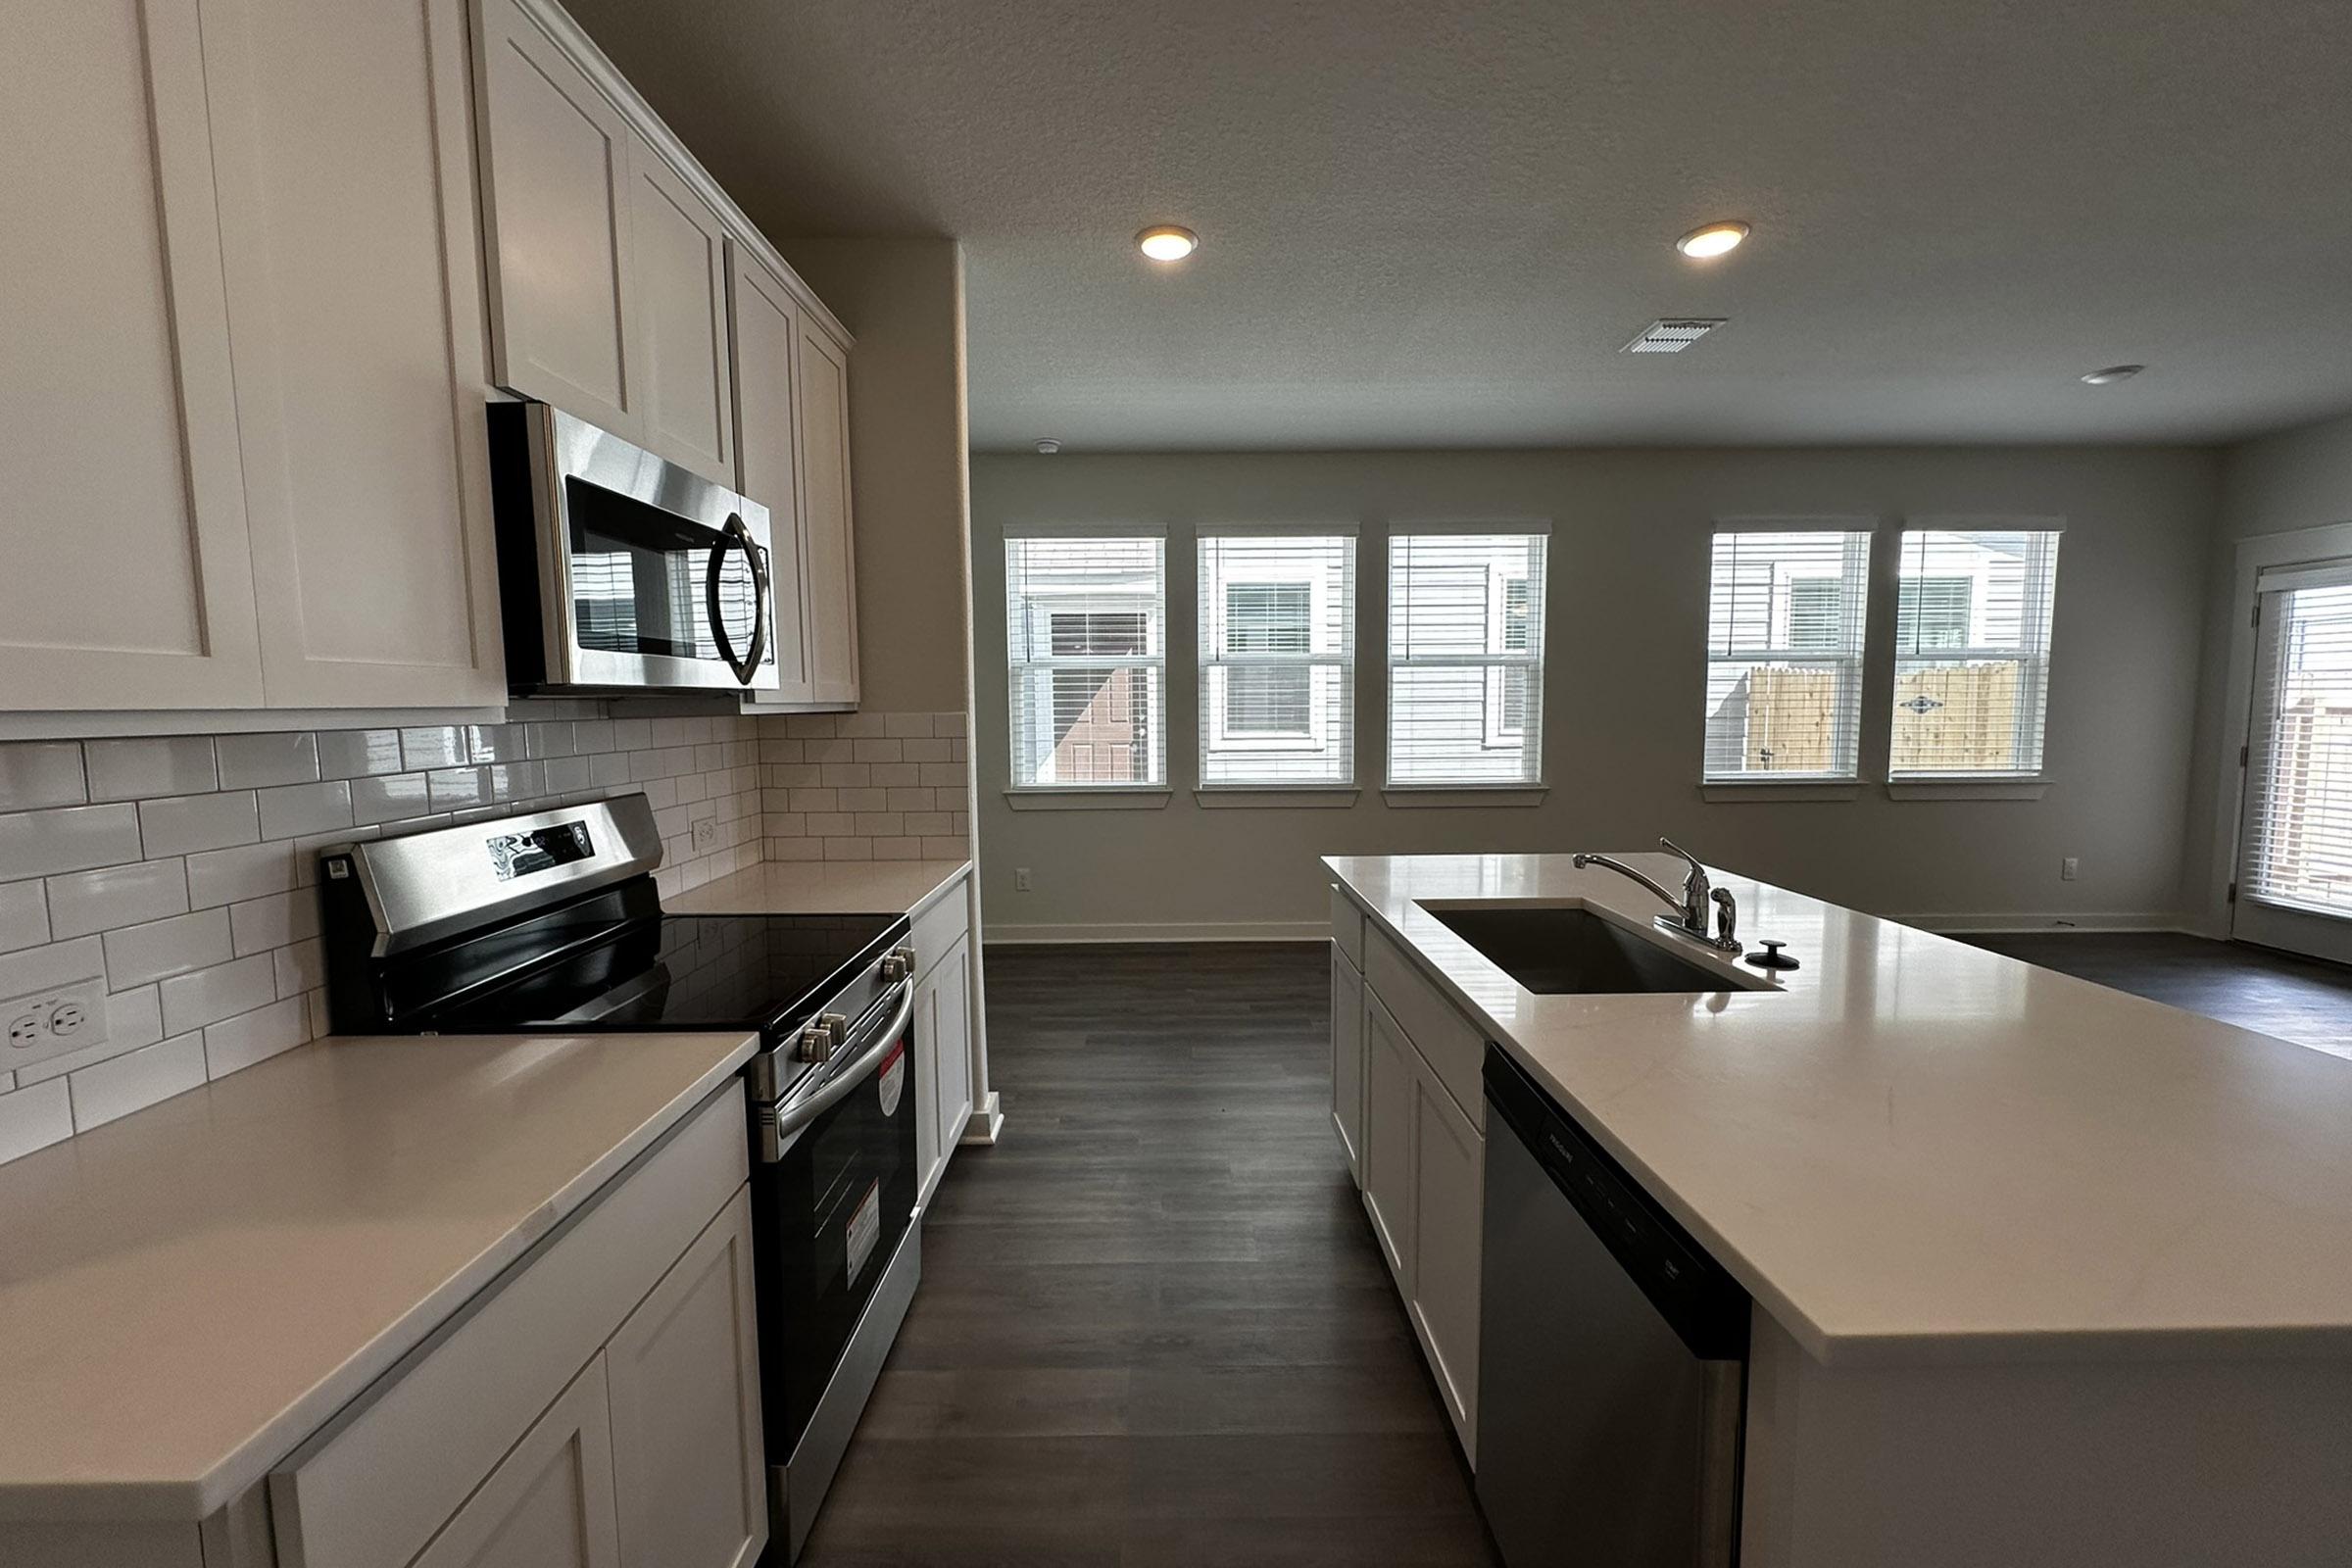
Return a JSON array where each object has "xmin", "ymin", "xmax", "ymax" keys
[
  {"xmin": 1327, "ymin": 852, "xmax": 2352, "ymax": 1367},
  {"xmin": 667, "ymin": 858, "xmax": 971, "ymax": 917},
  {"xmin": 0, "ymin": 1030, "xmax": 759, "ymax": 1522}
]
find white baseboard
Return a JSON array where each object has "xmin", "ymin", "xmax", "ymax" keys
[
  {"xmin": 987, "ymin": 920, "xmax": 1330, "ymax": 944},
  {"xmin": 1889, "ymin": 911, "xmax": 2191, "ymax": 935}
]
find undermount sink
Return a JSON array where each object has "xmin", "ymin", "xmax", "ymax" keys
[{"xmin": 1421, "ymin": 904, "xmax": 1759, "ymax": 994}]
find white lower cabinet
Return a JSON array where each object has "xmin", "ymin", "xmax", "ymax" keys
[
  {"xmin": 411, "ymin": 1357, "xmax": 622, "ymax": 1568},
  {"xmin": 605, "ymin": 1188, "xmax": 765, "ymax": 1568},
  {"xmin": 913, "ymin": 886, "xmax": 975, "ymax": 1205},
  {"xmin": 1345, "ymin": 908, "xmax": 1487, "ymax": 1464},
  {"xmin": 269, "ymin": 1086, "xmax": 760, "ymax": 1568},
  {"xmin": 1362, "ymin": 994, "xmax": 1419, "ymax": 1295},
  {"xmin": 1331, "ymin": 942, "xmax": 1365, "ymax": 1180}
]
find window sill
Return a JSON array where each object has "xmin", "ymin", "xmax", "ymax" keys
[
  {"xmin": 1885, "ymin": 777, "xmax": 2049, "ymax": 801},
  {"xmin": 1381, "ymin": 786, "xmax": 1549, "ymax": 808},
  {"xmin": 1699, "ymin": 779, "xmax": 1864, "ymax": 803},
  {"xmin": 1004, "ymin": 787, "xmax": 1173, "ymax": 810},
  {"xmin": 1195, "ymin": 787, "xmax": 1361, "ymax": 809}
]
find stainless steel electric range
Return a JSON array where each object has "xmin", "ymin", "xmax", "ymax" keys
[{"xmin": 318, "ymin": 793, "xmax": 917, "ymax": 1563}]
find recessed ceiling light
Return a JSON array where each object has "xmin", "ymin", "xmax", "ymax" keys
[
  {"xmin": 2081, "ymin": 365, "xmax": 2145, "ymax": 386},
  {"xmin": 1034, "ymin": 438, "xmax": 1063, "ymax": 455},
  {"xmin": 1137, "ymin": 224, "xmax": 1200, "ymax": 263},
  {"xmin": 1675, "ymin": 220, "xmax": 1750, "ymax": 260}
]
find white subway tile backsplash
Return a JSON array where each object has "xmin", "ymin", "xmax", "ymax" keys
[
  {"xmin": 351, "ymin": 772, "xmax": 432, "ymax": 825},
  {"xmin": 0, "ymin": 803, "xmax": 143, "ymax": 881},
  {"xmin": 229, "ymin": 891, "xmax": 321, "ymax": 957},
  {"xmin": 139, "ymin": 791, "xmax": 260, "ymax": 858},
  {"xmin": 0, "ymin": 1080, "xmax": 74, "ymax": 1163},
  {"xmin": 0, "ymin": 880, "xmax": 49, "ymax": 955},
  {"xmin": 0, "ymin": 742, "xmax": 88, "ymax": 812},
  {"xmin": 104, "ymin": 909, "xmax": 234, "ymax": 989},
  {"xmin": 883, "ymin": 713, "xmax": 934, "ymax": 739},
  {"xmin": 69, "ymin": 1032, "xmax": 206, "ymax": 1130},
  {"xmin": 215, "ymin": 731, "xmax": 320, "ymax": 790},
  {"xmin": 399, "ymin": 726, "xmax": 467, "ymax": 770},
  {"xmin": 203, "ymin": 997, "xmax": 308, "ymax": 1077},
  {"xmin": 85, "ymin": 737, "xmax": 217, "ymax": 802},
  {"xmin": 160, "ymin": 955, "xmax": 277, "ymax": 1036},
  {"xmin": 54, "ymin": 861, "xmax": 190, "ymax": 943},
  {"xmin": 0, "ymin": 697, "xmax": 770, "ymax": 1165},
  {"xmin": 256, "ymin": 780, "xmax": 353, "ymax": 841},
  {"xmin": 317, "ymin": 728, "xmax": 405, "ymax": 780},
  {"xmin": 187, "ymin": 841, "xmax": 299, "ymax": 909}
]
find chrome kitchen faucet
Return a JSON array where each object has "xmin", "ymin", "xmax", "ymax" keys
[{"xmin": 1572, "ymin": 838, "xmax": 1742, "ymax": 954}]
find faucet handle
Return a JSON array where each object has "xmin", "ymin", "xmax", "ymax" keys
[{"xmin": 1658, "ymin": 836, "xmax": 1702, "ymax": 874}]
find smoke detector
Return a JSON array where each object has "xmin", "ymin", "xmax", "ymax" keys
[
  {"xmin": 1034, "ymin": 438, "xmax": 1063, "ymax": 455},
  {"xmin": 1622, "ymin": 318, "xmax": 1727, "ymax": 355}
]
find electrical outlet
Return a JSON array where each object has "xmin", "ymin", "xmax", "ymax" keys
[
  {"xmin": 1014, "ymin": 866, "xmax": 1033, "ymax": 893},
  {"xmin": 0, "ymin": 976, "xmax": 110, "ymax": 1071},
  {"xmin": 2061, "ymin": 857, "xmax": 2080, "ymax": 882},
  {"xmin": 691, "ymin": 818, "xmax": 719, "ymax": 853}
]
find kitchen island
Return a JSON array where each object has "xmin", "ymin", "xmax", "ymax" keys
[{"xmin": 1327, "ymin": 851, "xmax": 2352, "ymax": 1568}]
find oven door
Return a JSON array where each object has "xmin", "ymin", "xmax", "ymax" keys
[
  {"xmin": 513, "ymin": 403, "xmax": 779, "ymax": 692},
  {"xmin": 753, "ymin": 978, "xmax": 920, "ymax": 1459}
]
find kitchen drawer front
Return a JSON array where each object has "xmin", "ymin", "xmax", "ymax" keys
[
  {"xmin": 1330, "ymin": 886, "xmax": 1366, "ymax": 971},
  {"xmin": 1365, "ymin": 927, "xmax": 1484, "ymax": 1134},
  {"xmin": 910, "ymin": 873, "xmax": 970, "ymax": 982},
  {"xmin": 269, "ymin": 1083, "xmax": 749, "ymax": 1568}
]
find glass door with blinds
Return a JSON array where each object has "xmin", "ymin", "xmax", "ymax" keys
[{"xmin": 2235, "ymin": 558, "xmax": 2352, "ymax": 964}]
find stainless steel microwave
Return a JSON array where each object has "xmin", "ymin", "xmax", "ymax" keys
[{"xmin": 487, "ymin": 402, "xmax": 779, "ymax": 693}]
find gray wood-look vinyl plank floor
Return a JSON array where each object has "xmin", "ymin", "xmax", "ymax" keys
[
  {"xmin": 799, "ymin": 942, "xmax": 1497, "ymax": 1567},
  {"xmin": 1959, "ymin": 932, "xmax": 2352, "ymax": 1057}
]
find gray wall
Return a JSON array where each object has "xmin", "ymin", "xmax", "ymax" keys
[
  {"xmin": 969, "ymin": 447, "xmax": 2221, "ymax": 936},
  {"xmin": 2180, "ymin": 411, "xmax": 2352, "ymax": 926}
]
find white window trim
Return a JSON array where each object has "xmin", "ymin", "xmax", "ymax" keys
[
  {"xmin": 1386, "ymin": 528, "xmax": 1548, "ymax": 789},
  {"xmin": 1887, "ymin": 523, "xmax": 2062, "ymax": 783},
  {"xmin": 1004, "ymin": 532, "xmax": 1167, "ymax": 790},
  {"xmin": 1700, "ymin": 527, "xmax": 1874, "ymax": 785}
]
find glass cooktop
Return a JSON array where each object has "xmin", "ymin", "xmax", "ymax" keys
[{"xmin": 432, "ymin": 911, "xmax": 904, "ymax": 1035}]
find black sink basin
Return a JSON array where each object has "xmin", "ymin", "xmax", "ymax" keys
[{"xmin": 1421, "ymin": 905, "xmax": 1752, "ymax": 994}]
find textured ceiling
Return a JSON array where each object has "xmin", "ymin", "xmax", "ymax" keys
[{"xmin": 566, "ymin": 0, "xmax": 2352, "ymax": 451}]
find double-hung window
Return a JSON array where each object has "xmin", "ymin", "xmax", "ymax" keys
[
  {"xmin": 1005, "ymin": 532, "xmax": 1165, "ymax": 787},
  {"xmin": 1199, "ymin": 530, "xmax": 1355, "ymax": 786},
  {"xmin": 1889, "ymin": 524, "xmax": 2062, "ymax": 778},
  {"xmin": 1702, "ymin": 526, "xmax": 1873, "ymax": 781},
  {"xmin": 1388, "ymin": 528, "xmax": 1547, "ymax": 786}
]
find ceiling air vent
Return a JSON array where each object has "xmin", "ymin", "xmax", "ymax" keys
[{"xmin": 1622, "ymin": 318, "xmax": 1726, "ymax": 354}]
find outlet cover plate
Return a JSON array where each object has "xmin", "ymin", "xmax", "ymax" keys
[
  {"xmin": 691, "ymin": 818, "xmax": 719, "ymax": 852},
  {"xmin": 2, "ymin": 976, "xmax": 111, "ymax": 1072}
]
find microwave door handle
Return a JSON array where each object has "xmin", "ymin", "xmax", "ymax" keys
[
  {"xmin": 705, "ymin": 512, "xmax": 769, "ymax": 685},
  {"xmin": 760, "ymin": 978, "xmax": 915, "ymax": 1159}
]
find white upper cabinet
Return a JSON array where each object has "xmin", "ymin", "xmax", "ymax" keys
[
  {"xmin": 471, "ymin": 0, "xmax": 641, "ymax": 439},
  {"xmin": 728, "ymin": 246, "xmax": 814, "ymax": 704},
  {"xmin": 0, "ymin": 0, "xmax": 264, "ymax": 710},
  {"xmin": 625, "ymin": 139, "xmax": 736, "ymax": 481},
  {"xmin": 795, "ymin": 320, "xmax": 861, "ymax": 708},
  {"xmin": 204, "ymin": 0, "xmax": 507, "ymax": 708}
]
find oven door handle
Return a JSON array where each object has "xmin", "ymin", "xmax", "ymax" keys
[{"xmin": 760, "ymin": 978, "xmax": 915, "ymax": 1161}]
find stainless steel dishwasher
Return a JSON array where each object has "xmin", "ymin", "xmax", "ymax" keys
[{"xmin": 1477, "ymin": 1046, "xmax": 1749, "ymax": 1567}]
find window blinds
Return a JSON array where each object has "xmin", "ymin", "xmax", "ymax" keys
[
  {"xmin": 1703, "ymin": 529, "xmax": 1872, "ymax": 781},
  {"xmin": 1199, "ymin": 532, "xmax": 1355, "ymax": 786},
  {"xmin": 1388, "ymin": 531, "xmax": 1546, "ymax": 786},
  {"xmin": 1889, "ymin": 528, "xmax": 2061, "ymax": 777},
  {"xmin": 1004, "ymin": 535, "xmax": 1165, "ymax": 787},
  {"xmin": 2241, "ymin": 563, "xmax": 2352, "ymax": 918}
]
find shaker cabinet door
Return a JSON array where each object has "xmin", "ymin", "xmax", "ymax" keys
[
  {"xmin": 1361, "ymin": 994, "xmax": 1418, "ymax": 1296},
  {"xmin": 727, "ymin": 246, "xmax": 814, "ymax": 703},
  {"xmin": 624, "ymin": 140, "xmax": 735, "ymax": 482},
  {"xmin": 794, "ymin": 321, "xmax": 860, "ymax": 707},
  {"xmin": 409, "ymin": 1357, "xmax": 623, "ymax": 1568},
  {"xmin": 472, "ymin": 0, "xmax": 640, "ymax": 439},
  {"xmin": 1331, "ymin": 944, "xmax": 1366, "ymax": 1182},
  {"xmin": 605, "ymin": 1187, "xmax": 766, "ymax": 1568},
  {"xmin": 1409, "ymin": 1066, "xmax": 1483, "ymax": 1459},
  {"xmin": 202, "ymin": 0, "xmax": 506, "ymax": 707},
  {"xmin": 0, "ymin": 0, "xmax": 263, "ymax": 710},
  {"xmin": 931, "ymin": 934, "xmax": 974, "ymax": 1164}
]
